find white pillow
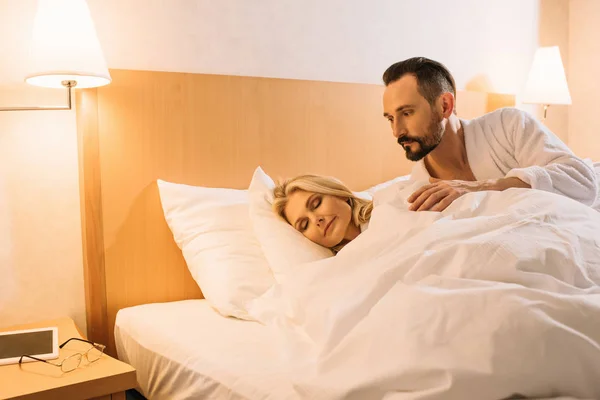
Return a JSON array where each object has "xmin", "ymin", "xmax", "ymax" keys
[
  {"xmin": 247, "ymin": 167, "xmax": 411, "ymax": 280},
  {"xmin": 248, "ymin": 167, "xmax": 334, "ymax": 280},
  {"xmin": 157, "ymin": 179, "xmax": 275, "ymax": 320}
]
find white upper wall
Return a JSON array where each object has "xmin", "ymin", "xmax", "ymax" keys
[{"xmin": 1, "ymin": 0, "xmax": 540, "ymax": 96}]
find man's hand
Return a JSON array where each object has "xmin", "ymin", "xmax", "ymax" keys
[
  {"xmin": 407, "ymin": 178, "xmax": 480, "ymax": 211},
  {"xmin": 408, "ymin": 177, "xmax": 530, "ymax": 212}
]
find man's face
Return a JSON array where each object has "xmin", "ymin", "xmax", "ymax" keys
[{"xmin": 383, "ymin": 75, "xmax": 444, "ymax": 161}]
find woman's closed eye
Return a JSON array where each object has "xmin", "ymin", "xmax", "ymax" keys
[
  {"xmin": 311, "ymin": 197, "xmax": 321, "ymax": 210},
  {"xmin": 297, "ymin": 196, "xmax": 321, "ymax": 232},
  {"xmin": 300, "ymin": 218, "xmax": 308, "ymax": 231}
]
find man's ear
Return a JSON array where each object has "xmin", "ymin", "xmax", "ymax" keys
[{"xmin": 438, "ymin": 92, "xmax": 455, "ymax": 118}]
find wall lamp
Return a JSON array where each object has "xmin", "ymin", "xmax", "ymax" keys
[{"xmin": 0, "ymin": 0, "xmax": 111, "ymax": 112}]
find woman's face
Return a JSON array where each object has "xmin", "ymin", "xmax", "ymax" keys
[{"xmin": 284, "ymin": 190, "xmax": 357, "ymax": 248}]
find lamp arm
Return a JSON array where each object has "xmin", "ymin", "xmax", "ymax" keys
[{"xmin": 0, "ymin": 80, "xmax": 76, "ymax": 112}]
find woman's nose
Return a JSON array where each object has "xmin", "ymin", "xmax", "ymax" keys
[{"xmin": 311, "ymin": 215, "xmax": 325, "ymax": 228}]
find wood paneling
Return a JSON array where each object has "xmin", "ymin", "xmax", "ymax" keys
[{"xmin": 76, "ymin": 89, "xmax": 108, "ymax": 348}]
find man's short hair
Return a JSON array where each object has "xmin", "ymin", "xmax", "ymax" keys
[{"xmin": 382, "ymin": 57, "xmax": 457, "ymax": 111}]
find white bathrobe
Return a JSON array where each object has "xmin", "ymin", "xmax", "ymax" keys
[{"xmin": 411, "ymin": 107, "xmax": 599, "ymax": 207}]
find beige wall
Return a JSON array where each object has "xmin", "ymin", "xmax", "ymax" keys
[
  {"xmin": 0, "ymin": 87, "xmax": 86, "ymax": 331},
  {"xmin": 569, "ymin": 0, "xmax": 600, "ymax": 161}
]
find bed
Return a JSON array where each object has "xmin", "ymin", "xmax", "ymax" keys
[
  {"xmin": 114, "ymin": 300, "xmax": 293, "ymax": 399},
  {"xmin": 75, "ymin": 69, "xmax": 600, "ymax": 399}
]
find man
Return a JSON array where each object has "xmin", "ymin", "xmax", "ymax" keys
[{"xmin": 382, "ymin": 57, "xmax": 599, "ymax": 212}]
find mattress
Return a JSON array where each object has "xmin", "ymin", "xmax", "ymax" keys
[{"xmin": 114, "ymin": 299, "xmax": 294, "ymax": 400}]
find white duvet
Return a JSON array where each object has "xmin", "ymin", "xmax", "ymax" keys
[{"xmin": 249, "ymin": 182, "xmax": 600, "ymax": 400}]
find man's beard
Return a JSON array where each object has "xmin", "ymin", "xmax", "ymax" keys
[{"xmin": 398, "ymin": 110, "xmax": 444, "ymax": 161}]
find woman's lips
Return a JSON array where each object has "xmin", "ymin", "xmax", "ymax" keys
[{"xmin": 324, "ymin": 216, "xmax": 336, "ymax": 236}]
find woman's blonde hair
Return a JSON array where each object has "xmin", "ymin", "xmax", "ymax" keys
[{"xmin": 272, "ymin": 175, "xmax": 373, "ymax": 252}]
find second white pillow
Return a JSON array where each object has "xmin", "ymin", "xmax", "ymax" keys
[{"xmin": 248, "ymin": 167, "xmax": 334, "ymax": 280}]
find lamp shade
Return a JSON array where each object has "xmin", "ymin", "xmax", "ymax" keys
[
  {"xmin": 522, "ymin": 46, "xmax": 571, "ymax": 105},
  {"xmin": 25, "ymin": 0, "xmax": 111, "ymax": 89}
]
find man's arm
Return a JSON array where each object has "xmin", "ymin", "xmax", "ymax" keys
[
  {"xmin": 501, "ymin": 108, "xmax": 598, "ymax": 206},
  {"xmin": 486, "ymin": 176, "xmax": 531, "ymax": 191},
  {"xmin": 408, "ymin": 177, "xmax": 530, "ymax": 212}
]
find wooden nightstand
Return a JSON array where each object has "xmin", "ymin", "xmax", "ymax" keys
[{"xmin": 0, "ymin": 317, "xmax": 136, "ymax": 400}]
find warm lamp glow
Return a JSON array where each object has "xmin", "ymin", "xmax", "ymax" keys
[
  {"xmin": 25, "ymin": 0, "xmax": 111, "ymax": 89},
  {"xmin": 522, "ymin": 46, "xmax": 571, "ymax": 106}
]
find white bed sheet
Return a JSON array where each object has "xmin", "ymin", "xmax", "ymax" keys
[
  {"xmin": 115, "ymin": 300, "xmax": 594, "ymax": 400},
  {"xmin": 114, "ymin": 299, "xmax": 295, "ymax": 400}
]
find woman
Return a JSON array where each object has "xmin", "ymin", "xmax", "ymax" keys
[{"xmin": 272, "ymin": 175, "xmax": 372, "ymax": 253}]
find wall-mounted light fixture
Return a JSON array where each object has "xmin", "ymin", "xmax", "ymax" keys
[{"xmin": 0, "ymin": 0, "xmax": 111, "ymax": 112}]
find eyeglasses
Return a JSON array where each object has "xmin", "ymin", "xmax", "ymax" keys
[{"xmin": 19, "ymin": 337, "xmax": 106, "ymax": 373}]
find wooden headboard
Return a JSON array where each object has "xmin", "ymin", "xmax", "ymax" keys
[{"xmin": 76, "ymin": 69, "xmax": 514, "ymax": 354}]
